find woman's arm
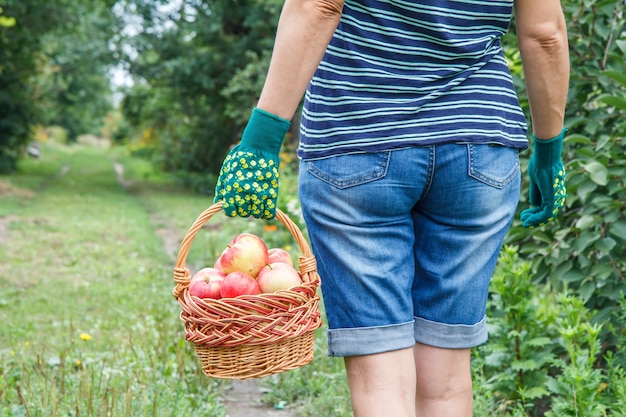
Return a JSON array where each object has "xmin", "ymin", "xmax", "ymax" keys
[
  {"xmin": 257, "ymin": 0, "xmax": 345, "ymax": 120},
  {"xmin": 514, "ymin": 0, "xmax": 569, "ymax": 139}
]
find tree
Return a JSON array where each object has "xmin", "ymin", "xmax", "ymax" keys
[
  {"xmin": 0, "ymin": 0, "xmax": 50, "ymax": 172},
  {"xmin": 35, "ymin": 2, "xmax": 119, "ymax": 141},
  {"xmin": 0, "ymin": 0, "xmax": 119, "ymax": 173},
  {"xmin": 119, "ymin": 0, "xmax": 283, "ymax": 191}
]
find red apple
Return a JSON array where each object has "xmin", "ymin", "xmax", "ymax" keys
[
  {"xmin": 257, "ymin": 262, "xmax": 302, "ymax": 294},
  {"xmin": 189, "ymin": 267, "xmax": 226, "ymax": 299},
  {"xmin": 219, "ymin": 233, "xmax": 269, "ymax": 278},
  {"xmin": 191, "ymin": 267, "xmax": 225, "ymax": 283},
  {"xmin": 220, "ymin": 271, "xmax": 261, "ymax": 298},
  {"xmin": 267, "ymin": 248, "xmax": 294, "ymax": 267}
]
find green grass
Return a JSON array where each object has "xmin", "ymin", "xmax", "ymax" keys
[
  {"xmin": 260, "ymin": 331, "xmax": 351, "ymax": 417},
  {"xmin": 0, "ymin": 143, "xmax": 228, "ymax": 416},
  {"xmin": 0, "ymin": 142, "xmax": 352, "ymax": 417}
]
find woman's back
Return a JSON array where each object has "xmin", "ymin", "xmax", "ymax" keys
[{"xmin": 299, "ymin": 0, "xmax": 528, "ymax": 160}]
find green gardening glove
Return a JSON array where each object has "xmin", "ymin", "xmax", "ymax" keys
[
  {"xmin": 520, "ymin": 129, "xmax": 567, "ymax": 228},
  {"xmin": 214, "ymin": 108, "xmax": 290, "ymax": 220}
]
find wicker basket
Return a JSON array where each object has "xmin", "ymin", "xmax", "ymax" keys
[{"xmin": 172, "ymin": 202, "xmax": 322, "ymax": 380}]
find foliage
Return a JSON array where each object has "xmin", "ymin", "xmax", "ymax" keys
[
  {"xmin": 472, "ymin": 247, "xmax": 626, "ymax": 416},
  {"xmin": 0, "ymin": 0, "xmax": 119, "ymax": 173},
  {"xmin": 102, "ymin": 110, "xmax": 133, "ymax": 145},
  {"xmin": 0, "ymin": 66, "xmax": 33, "ymax": 173},
  {"xmin": 544, "ymin": 299, "xmax": 606, "ymax": 417},
  {"xmin": 34, "ymin": 1, "xmax": 118, "ymax": 141},
  {"xmin": 504, "ymin": 0, "xmax": 626, "ymax": 334},
  {"xmin": 0, "ymin": 0, "xmax": 46, "ymax": 173},
  {"xmin": 478, "ymin": 247, "xmax": 556, "ymax": 413},
  {"xmin": 118, "ymin": 0, "xmax": 283, "ymax": 190}
]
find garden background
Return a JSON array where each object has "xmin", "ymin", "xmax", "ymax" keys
[{"xmin": 1, "ymin": 0, "xmax": 625, "ymax": 415}]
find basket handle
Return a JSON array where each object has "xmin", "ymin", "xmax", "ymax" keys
[{"xmin": 173, "ymin": 202, "xmax": 317, "ymax": 289}]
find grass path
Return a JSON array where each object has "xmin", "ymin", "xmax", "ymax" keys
[
  {"xmin": 0, "ymin": 143, "xmax": 304, "ymax": 416},
  {"xmin": 0, "ymin": 144, "xmax": 350, "ymax": 417}
]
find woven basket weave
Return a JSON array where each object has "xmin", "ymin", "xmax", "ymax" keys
[{"xmin": 173, "ymin": 202, "xmax": 322, "ymax": 379}]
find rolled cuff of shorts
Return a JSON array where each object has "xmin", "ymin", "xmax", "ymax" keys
[
  {"xmin": 414, "ymin": 316, "xmax": 488, "ymax": 349},
  {"xmin": 326, "ymin": 321, "xmax": 416, "ymax": 357}
]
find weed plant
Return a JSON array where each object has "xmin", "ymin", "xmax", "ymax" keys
[{"xmin": 473, "ymin": 247, "xmax": 626, "ymax": 416}]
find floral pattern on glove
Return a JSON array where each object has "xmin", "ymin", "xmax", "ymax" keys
[
  {"xmin": 214, "ymin": 148, "xmax": 280, "ymax": 220},
  {"xmin": 552, "ymin": 168, "xmax": 567, "ymax": 215},
  {"xmin": 520, "ymin": 161, "xmax": 567, "ymax": 228}
]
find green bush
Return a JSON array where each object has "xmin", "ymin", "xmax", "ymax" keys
[
  {"xmin": 0, "ymin": 69, "xmax": 34, "ymax": 173},
  {"xmin": 504, "ymin": 0, "xmax": 626, "ymax": 337},
  {"xmin": 473, "ymin": 247, "xmax": 626, "ymax": 416}
]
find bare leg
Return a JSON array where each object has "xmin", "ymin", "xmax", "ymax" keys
[
  {"xmin": 344, "ymin": 347, "xmax": 416, "ymax": 417},
  {"xmin": 413, "ymin": 342, "xmax": 473, "ymax": 417}
]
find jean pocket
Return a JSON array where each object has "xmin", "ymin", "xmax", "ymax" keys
[
  {"xmin": 305, "ymin": 152, "xmax": 391, "ymax": 189},
  {"xmin": 467, "ymin": 144, "xmax": 520, "ymax": 189}
]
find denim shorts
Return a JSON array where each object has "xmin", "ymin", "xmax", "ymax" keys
[{"xmin": 298, "ymin": 144, "xmax": 521, "ymax": 357}]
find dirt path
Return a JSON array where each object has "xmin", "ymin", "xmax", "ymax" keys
[
  {"xmin": 0, "ymin": 214, "xmax": 19, "ymax": 245},
  {"xmin": 223, "ymin": 379, "xmax": 298, "ymax": 417},
  {"xmin": 113, "ymin": 162, "xmax": 301, "ymax": 417}
]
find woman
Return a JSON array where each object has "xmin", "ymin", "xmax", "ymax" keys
[{"xmin": 215, "ymin": 1, "xmax": 569, "ymax": 415}]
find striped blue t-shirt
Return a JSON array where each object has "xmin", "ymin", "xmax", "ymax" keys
[{"xmin": 298, "ymin": 0, "xmax": 528, "ymax": 160}]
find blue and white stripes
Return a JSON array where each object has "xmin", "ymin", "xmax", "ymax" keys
[{"xmin": 298, "ymin": 0, "xmax": 528, "ymax": 160}]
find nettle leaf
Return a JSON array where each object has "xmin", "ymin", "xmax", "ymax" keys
[
  {"xmin": 484, "ymin": 351, "xmax": 508, "ymax": 367},
  {"xmin": 584, "ymin": 161, "xmax": 609, "ymax": 186},
  {"xmin": 546, "ymin": 375, "xmax": 568, "ymax": 394},
  {"xmin": 520, "ymin": 386, "xmax": 550, "ymax": 400},
  {"xmin": 527, "ymin": 337, "xmax": 553, "ymax": 347},
  {"xmin": 511, "ymin": 359, "xmax": 539, "ymax": 371}
]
